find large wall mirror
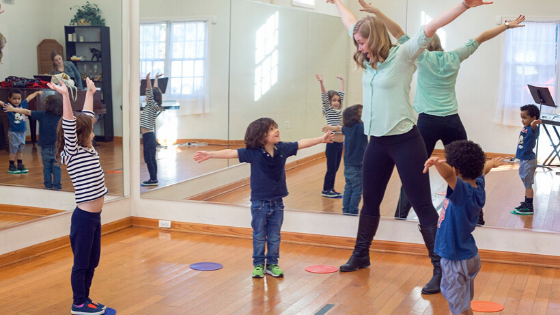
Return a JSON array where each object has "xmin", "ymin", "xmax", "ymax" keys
[
  {"xmin": 0, "ymin": 0, "xmax": 125, "ymax": 229},
  {"xmin": 139, "ymin": 0, "xmax": 560, "ymax": 233}
]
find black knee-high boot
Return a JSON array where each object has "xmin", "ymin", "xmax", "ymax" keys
[
  {"xmin": 419, "ymin": 222, "xmax": 442, "ymax": 294},
  {"xmin": 394, "ymin": 186, "xmax": 412, "ymax": 219},
  {"xmin": 340, "ymin": 215, "xmax": 380, "ymax": 272}
]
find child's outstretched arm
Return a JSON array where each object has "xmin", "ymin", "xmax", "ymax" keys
[
  {"xmin": 2, "ymin": 104, "xmax": 31, "ymax": 116},
  {"xmin": 358, "ymin": 0, "xmax": 405, "ymax": 39},
  {"xmin": 336, "ymin": 75, "xmax": 345, "ymax": 94},
  {"xmin": 83, "ymin": 78, "xmax": 95, "ymax": 112},
  {"xmin": 483, "ymin": 157, "xmax": 504, "ymax": 176},
  {"xmin": 531, "ymin": 119, "xmax": 542, "ymax": 131},
  {"xmin": 475, "ymin": 15, "xmax": 524, "ymax": 45},
  {"xmin": 298, "ymin": 131, "xmax": 334, "ymax": 150},
  {"xmin": 146, "ymin": 72, "xmax": 152, "ymax": 90},
  {"xmin": 193, "ymin": 149, "xmax": 238, "ymax": 163},
  {"xmin": 424, "ymin": 157, "xmax": 457, "ymax": 189},
  {"xmin": 25, "ymin": 91, "xmax": 43, "ymax": 103},
  {"xmin": 327, "ymin": 0, "xmax": 358, "ymax": 31},
  {"xmin": 315, "ymin": 74, "xmax": 326, "ymax": 93},
  {"xmin": 322, "ymin": 125, "xmax": 342, "ymax": 132},
  {"xmin": 47, "ymin": 81, "xmax": 72, "ymax": 120},
  {"xmin": 154, "ymin": 73, "xmax": 163, "ymax": 88}
]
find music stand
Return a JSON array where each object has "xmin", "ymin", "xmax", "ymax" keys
[{"xmin": 527, "ymin": 85, "xmax": 558, "ymax": 170}]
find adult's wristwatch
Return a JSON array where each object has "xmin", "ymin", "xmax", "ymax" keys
[{"xmin": 505, "ymin": 22, "xmax": 510, "ymax": 29}]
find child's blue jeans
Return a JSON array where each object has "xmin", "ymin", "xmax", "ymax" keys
[
  {"xmin": 41, "ymin": 147, "xmax": 62, "ymax": 189},
  {"xmin": 342, "ymin": 165, "xmax": 363, "ymax": 214},
  {"xmin": 251, "ymin": 199, "xmax": 284, "ymax": 266}
]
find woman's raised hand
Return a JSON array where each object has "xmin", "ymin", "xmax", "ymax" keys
[
  {"xmin": 358, "ymin": 0, "xmax": 379, "ymax": 14},
  {"xmin": 506, "ymin": 15, "xmax": 526, "ymax": 28},
  {"xmin": 315, "ymin": 74, "xmax": 323, "ymax": 81},
  {"xmin": 464, "ymin": 0, "xmax": 493, "ymax": 8},
  {"xmin": 86, "ymin": 78, "xmax": 96, "ymax": 94},
  {"xmin": 46, "ymin": 81, "xmax": 68, "ymax": 95}
]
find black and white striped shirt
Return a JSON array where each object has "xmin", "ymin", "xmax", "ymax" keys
[
  {"xmin": 322, "ymin": 92, "xmax": 344, "ymax": 127},
  {"xmin": 140, "ymin": 89, "xmax": 162, "ymax": 132},
  {"xmin": 61, "ymin": 110, "xmax": 108, "ymax": 204}
]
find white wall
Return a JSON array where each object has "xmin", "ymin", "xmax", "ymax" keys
[
  {"xmin": 139, "ymin": 0, "xmax": 230, "ymax": 141},
  {"xmin": 229, "ymin": 0, "xmax": 348, "ymax": 141}
]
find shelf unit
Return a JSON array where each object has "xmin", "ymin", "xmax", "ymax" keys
[{"xmin": 64, "ymin": 26, "xmax": 113, "ymax": 142}]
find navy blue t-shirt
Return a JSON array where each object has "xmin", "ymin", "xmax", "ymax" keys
[
  {"xmin": 31, "ymin": 111, "xmax": 61, "ymax": 148},
  {"xmin": 7, "ymin": 100, "xmax": 29, "ymax": 132},
  {"xmin": 434, "ymin": 176, "xmax": 486, "ymax": 261},
  {"xmin": 237, "ymin": 142, "xmax": 299, "ymax": 201},
  {"xmin": 515, "ymin": 126, "xmax": 539, "ymax": 160},
  {"xmin": 341, "ymin": 123, "xmax": 367, "ymax": 166}
]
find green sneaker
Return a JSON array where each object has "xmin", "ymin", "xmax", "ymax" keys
[
  {"xmin": 252, "ymin": 264, "xmax": 264, "ymax": 278},
  {"xmin": 8, "ymin": 164, "xmax": 20, "ymax": 174},
  {"xmin": 266, "ymin": 264, "xmax": 284, "ymax": 277},
  {"xmin": 17, "ymin": 164, "xmax": 28, "ymax": 174}
]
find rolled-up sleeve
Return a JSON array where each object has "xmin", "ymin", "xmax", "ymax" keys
[
  {"xmin": 452, "ymin": 38, "xmax": 479, "ymax": 62},
  {"xmin": 399, "ymin": 26, "xmax": 432, "ymax": 62}
]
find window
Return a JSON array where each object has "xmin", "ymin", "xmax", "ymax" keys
[
  {"xmin": 495, "ymin": 21, "xmax": 559, "ymax": 126},
  {"xmin": 140, "ymin": 20, "xmax": 208, "ymax": 114}
]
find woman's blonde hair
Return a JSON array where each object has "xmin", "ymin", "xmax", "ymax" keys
[
  {"xmin": 0, "ymin": 33, "xmax": 6, "ymax": 64},
  {"xmin": 352, "ymin": 16, "xmax": 394, "ymax": 70},
  {"xmin": 427, "ymin": 34, "xmax": 444, "ymax": 52}
]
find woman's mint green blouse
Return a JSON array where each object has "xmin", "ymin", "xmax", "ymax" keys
[
  {"xmin": 398, "ymin": 36, "xmax": 479, "ymax": 116},
  {"xmin": 349, "ymin": 26, "xmax": 432, "ymax": 136}
]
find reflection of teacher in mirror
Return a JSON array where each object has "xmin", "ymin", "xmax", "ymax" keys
[
  {"xmin": 329, "ymin": 0, "xmax": 492, "ymax": 295},
  {"xmin": 359, "ymin": 5, "xmax": 526, "ymax": 223},
  {"xmin": 50, "ymin": 51, "xmax": 84, "ymax": 90}
]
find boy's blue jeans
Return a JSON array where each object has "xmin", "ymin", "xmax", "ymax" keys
[
  {"xmin": 342, "ymin": 165, "xmax": 363, "ymax": 214},
  {"xmin": 41, "ymin": 147, "xmax": 62, "ymax": 189},
  {"xmin": 251, "ymin": 199, "xmax": 284, "ymax": 266}
]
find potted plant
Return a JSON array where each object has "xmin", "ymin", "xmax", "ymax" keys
[{"xmin": 69, "ymin": 1, "xmax": 106, "ymax": 26}]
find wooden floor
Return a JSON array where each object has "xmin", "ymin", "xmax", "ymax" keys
[
  {"xmin": 195, "ymin": 158, "xmax": 560, "ymax": 233},
  {"xmin": 0, "ymin": 142, "xmax": 124, "ymax": 196},
  {"xmin": 139, "ymin": 144, "xmax": 241, "ymax": 194},
  {"xmin": 1, "ymin": 227, "xmax": 560, "ymax": 315},
  {"xmin": 0, "ymin": 204, "xmax": 65, "ymax": 228}
]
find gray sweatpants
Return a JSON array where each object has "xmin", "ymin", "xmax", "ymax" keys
[{"xmin": 440, "ymin": 253, "xmax": 481, "ymax": 314}]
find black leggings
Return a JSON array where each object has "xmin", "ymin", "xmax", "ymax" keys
[
  {"xmin": 396, "ymin": 114, "xmax": 467, "ymax": 216},
  {"xmin": 70, "ymin": 207, "xmax": 101, "ymax": 305},
  {"xmin": 323, "ymin": 142, "xmax": 343, "ymax": 191},
  {"xmin": 143, "ymin": 132, "xmax": 158, "ymax": 181},
  {"xmin": 362, "ymin": 126, "xmax": 438, "ymax": 226}
]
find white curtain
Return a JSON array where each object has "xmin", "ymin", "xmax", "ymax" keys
[{"xmin": 494, "ymin": 22, "xmax": 560, "ymax": 126}]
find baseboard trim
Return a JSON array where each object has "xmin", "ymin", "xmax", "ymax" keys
[
  {"xmin": 186, "ymin": 151, "xmax": 325, "ymax": 201},
  {"xmin": 132, "ymin": 217, "xmax": 560, "ymax": 269},
  {"xmin": 0, "ymin": 217, "xmax": 133, "ymax": 269},
  {"xmin": 432, "ymin": 149, "xmax": 514, "ymax": 159}
]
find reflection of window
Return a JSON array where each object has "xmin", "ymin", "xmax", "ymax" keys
[
  {"xmin": 421, "ymin": 11, "xmax": 446, "ymax": 49},
  {"xmin": 496, "ymin": 21, "xmax": 559, "ymax": 126},
  {"xmin": 292, "ymin": 0, "xmax": 314, "ymax": 8},
  {"xmin": 140, "ymin": 21, "xmax": 208, "ymax": 97},
  {"xmin": 255, "ymin": 12, "xmax": 279, "ymax": 101}
]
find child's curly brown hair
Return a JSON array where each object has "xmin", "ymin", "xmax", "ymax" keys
[{"xmin": 244, "ymin": 118, "xmax": 278, "ymax": 149}]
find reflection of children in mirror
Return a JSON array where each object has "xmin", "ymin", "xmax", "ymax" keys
[
  {"xmin": 316, "ymin": 74, "xmax": 345, "ymax": 199},
  {"xmin": 194, "ymin": 118, "xmax": 334, "ymax": 278},
  {"xmin": 140, "ymin": 72, "xmax": 164, "ymax": 187},
  {"xmin": 1, "ymin": 89, "xmax": 43, "ymax": 174},
  {"xmin": 3, "ymin": 95, "xmax": 63, "ymax": 189}
]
